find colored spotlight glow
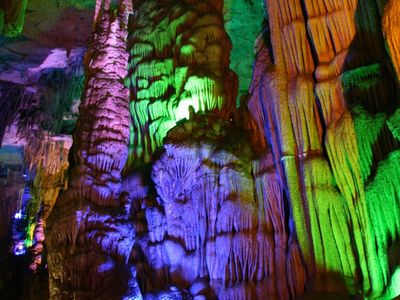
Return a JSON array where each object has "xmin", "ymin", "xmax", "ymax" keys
[
  {"xmin": 14, "ymin": 241, "xmax": 26, "ymax": 256},
  {"xmin": 14, "ymin": 210, "xmax": 23, "ymax": 219}
]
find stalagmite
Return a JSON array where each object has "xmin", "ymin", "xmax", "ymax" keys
[
  {"xmin": 46, "ymin": 1, "xmax": 141, "ymax": 299},
  {"xmin": 147, "ymin": 113, "xmax": 303, "ymax": 299}
]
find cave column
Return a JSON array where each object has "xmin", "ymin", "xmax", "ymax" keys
[{"xmin": 46, "ymin": 1, "xmax": 141, "ymax": 299}]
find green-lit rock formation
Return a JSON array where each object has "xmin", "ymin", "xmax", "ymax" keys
[{"xmin": 126, "ymin": 0, "xmax": 237, "ymax": 164}]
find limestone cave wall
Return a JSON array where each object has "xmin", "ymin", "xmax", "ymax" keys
[{"xmin": 0, "ymin": 0, "xmax": 400, "ymax": 299}]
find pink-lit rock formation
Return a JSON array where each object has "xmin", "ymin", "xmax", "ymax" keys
[{"xmin": 46, "ymin": 2, "xmax": 141, "ymax": 299}]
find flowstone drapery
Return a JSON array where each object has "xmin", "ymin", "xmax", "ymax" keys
[
  {"xmin": 146, "ymin": 114, "xmax": 304, "ymax": 299},
  {"xmin": 1, "ymin": 0, "xmax": 400, "ymax": 299},
  {"xmin": 248, "ymin": 0, "xmax": 400, "ymax": 298},
  {"xmin": 126, "ymin": 0, "xmax": 237, "ymax": 164}
]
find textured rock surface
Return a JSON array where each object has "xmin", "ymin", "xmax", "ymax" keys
[
  {"xmin": 46, "ymin": 2, "xmax": 141, "ymax": 299},
  {"xmin": 0, "ymin": 0, "xmax": 91, "ymax": 145},
  {"xmin": 0, "ymin": 0, "xmax": 28, "ymax": 36},
  {"xmin": 1, "ymin": 0, "xmax": 400, "ymax": 299},
  {"xmin": 145, "ymin": 114, "xmax": 304, "ymax": 299},
  {"xmin": 0, "ymin": 1, "xmax": 91, "ymax": 296},
  {"xmin": 0, "ymin": 145, "xmax": 24, "ymax": 250},
  {"xmin": 383, "ymin": 0, "xmax": 400, "ymax": 81},
  {"xmin": 248, "ymin": 0, "xmax": 400, "ymax": 297},
  {"xmin": 24, "ymin": 134, "xmax": 72, "ymax": 272},
  {"xmin": 223, "ymin": 0, "xmax": 265, "ymax": 105},
  {"xmin": 126, "ymin": 0, "xmax": 237, "ymax": 164}
]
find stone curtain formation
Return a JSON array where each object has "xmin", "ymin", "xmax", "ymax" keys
[
  {"xmin": 0, "ymin": 0, "xmax": 399, "ymax": 299},
  {"xmin": 126, "ymin": 0, "xmax": 237, "ymax": 164},
  {"xmin": 249, "ymin": 0, "xmax": 400, "ymax": 297}
]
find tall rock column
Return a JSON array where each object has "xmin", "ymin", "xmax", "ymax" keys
[
  {"xmin": 46, "ymin": 2, "xmax": 140, "ymax": 299},
  {"xmin": 249, "ymin": 0, "xmax": 352, "ymax": 293}
]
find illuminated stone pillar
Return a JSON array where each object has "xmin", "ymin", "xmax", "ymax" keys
[{"xmin": 46, "ymin": 2, "xmax": 141, "ymax": 299}]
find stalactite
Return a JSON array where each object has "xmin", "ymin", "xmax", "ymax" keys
[
  {"xmin": 127, "ymin": 0, "xmax": 237, "ymax": 164},
  {"xmin": 1, "ymin": 0, "xmax": 399, "ymax": 299},
  {"xmin": 147, "ymin": 113, "xmax": 301, "ymax": 299},
  {"xmin": 382, "ymin": 0, "xmax": 400, "ymax": 81},
  {"xmin": 2, "ymin": 0, "xmax": 27, "ymax": 36},
  {"xmin": 0, "ymin": 83, "xmax": 34, "ymax": 146},
  {"xmin": 248, "ymin": 0, "xmax": 400, "ymax": 297},
  {"xmin": 23, "ymin": 134, "xmax": 71, "ymax": 272}
]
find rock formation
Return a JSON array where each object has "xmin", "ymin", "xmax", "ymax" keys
[
  {"xmin": 0, "ymin": 0, "xmax": 399, "ymax": 299},
  {"xmin": 0, "ymin": 0, "xmax": 28, "ymax": 36},
  {"xmin": 46, "ymin": 1, "xmax": 140, "ymax": 299},
  {"xmin": 249, "ymin": 0, "xmax": 400, "ymax": 297},
  {"xmin": 126, "ymin": 0, "xmax": 237, "ymax": 164},
  {"xmin": 146, "ymin": 114, "xmax": 304, "ymax": 299}
]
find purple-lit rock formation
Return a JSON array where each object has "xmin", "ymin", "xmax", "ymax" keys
[
  {"xmin": 46, "ymin": 2, "xmax": 140, "ymax": 299},
  {"xmin": 146, "ymin": 114, "xmax": 304, "ymax": 299},
  {"xmin": 0, "ymin": 0, "xmax": 400, "ymax": 299}
]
